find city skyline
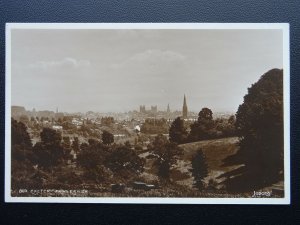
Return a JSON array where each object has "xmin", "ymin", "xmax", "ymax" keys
[
  {"xmin": 11, "ymin": 29, "xmax": 283, "ymax": 113},
  {"xmin": 12, "ymin": 97, "xmax": 233, "ymax": 114}
]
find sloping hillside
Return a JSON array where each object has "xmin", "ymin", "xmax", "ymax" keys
[{"xmin": 171, "ymin": 137, "xmax": 240, "ymax": 187}]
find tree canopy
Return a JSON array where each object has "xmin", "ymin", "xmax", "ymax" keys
[
  {"xmin": 105, "ymin": 144, "xmax": 144, "ymax": 177},
  {"xmin": 149, "ymin": 134, "xmax": 183, "ymax": 180},
  {"xmin": 221, "ymin": 68, "xmax": 284, "ymax": 191},
  {"xmin": 102, "ymin": 130, "xmax": 114, "ymax": 145},
  {"xmin": 188, "ymin": 107, "xmax": 215, "ymax": 141},
  {"xmin": 11, "ymin": 118, "xmax": 32, "ymax": 148},
  {"xmin": 33, "ymin": 128, "xmax": 65, "ymax": 169},
  {"xmin": 169, "ymin": 117, "xmax": 188, "ymax": 144},
  {"xmin": 190, "ymin": 148, "xmax": 208, "ymax": 190}
]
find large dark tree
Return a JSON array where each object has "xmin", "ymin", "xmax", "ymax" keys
[
  {"xmin": 190, "ymin": 148, "xmax": 208, "ymax": 190},
  {"xmin": 198, "ymin": 107, "xmax": 213, "ymax": 121},
  {"xmin": 221, "ymin": 69, "xmax": 284, "ymax": 191},
  {"xmin": 169, "ymin": 117, "xmax": 188, "ymax": 144}
]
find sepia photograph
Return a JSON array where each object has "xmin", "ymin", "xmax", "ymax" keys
[{"xmin": 5, "ymin": 23, "xmax": 290, "ymax": 204}]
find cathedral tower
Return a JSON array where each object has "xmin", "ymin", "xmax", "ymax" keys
[{"xmin": 182, "ymin": 94, "xmax": 188, "ymax": 119}]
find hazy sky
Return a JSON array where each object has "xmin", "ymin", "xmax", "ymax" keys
[{"xmin": 11, "ymin": 28, "xmax": 283, "ymax": 113}]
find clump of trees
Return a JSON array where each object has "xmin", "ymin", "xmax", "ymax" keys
[
  {"xmin": 11, "ymin": 120, "xmax": 76, "ymax": 190},
  {"xmin": 221, "ymin": 69, "xmax": 284, "ymax": 191},
  {"xmin": 214, "ymin": 115, "xmax": 236, "ymax": 138},
  {"xmin": 11, "ymin": 119, "xmax": 146, "ymax": 191},
  {"xmin": 168, "ymin": 110, "xmax": 236, "ymax": 144},
  {"xmin": 188, "ymin": 108, "xmax": 236, "ymax": 142}
]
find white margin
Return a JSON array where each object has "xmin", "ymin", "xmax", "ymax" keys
[{"xmin": 5, "ymin": 23, "xmax": 290, "ymax": 204}]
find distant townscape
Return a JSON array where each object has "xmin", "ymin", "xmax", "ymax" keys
[
  {"xmin": 11, "ymin": 69, "xmax": 284, "ymax": 198},
  {"xmin": 11, "ymin": 94, "xmax": 234, "ymax": 146}
]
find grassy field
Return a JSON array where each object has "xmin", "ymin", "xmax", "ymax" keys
[
  {"xmin": 179, "ymin": 137, "xmax": 239, "ymax": 163},
  {"xmin": 171, "ymin": 137, "xmax": 240, "ymax": 188}
]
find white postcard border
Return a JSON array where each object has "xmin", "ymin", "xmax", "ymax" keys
[{"xmin": 5, "ymin": 23, "xmax": 290, "ymax": 204}]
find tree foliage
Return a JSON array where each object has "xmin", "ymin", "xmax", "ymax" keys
[
  {"xmin": 222, "ymin": 69, "xmax": 284, "ymax": 191},
  {"xmin": 101, "ymin": 117, "xmax": 114, "ymax": 126},
  {"xmin": 77, "ymin": 140, "xmax": 107, "ymax": 170},
  {"xmin": 11, "ymin": 118, "xmax": 32, "ymax": 148},
  {"xmin": 105, "ymin": 144, "xmax": 144, "ymax": 175},
  {"xmin": 198, "ymin": 107, "xmax": 213, "ymax": 121},
  {"xmin": 169, "ymin": 117, "xmax": 188, "ymax": 144},
  {"xmin": 102, "ymin": 130, "xmax": 114, "ymax": 145},
  {"xmin": 71, "ymin": 137, "xmax": 80, "ymax": 154},
  {"xmin": 11, "ymin": 119, "xmax": 35, "ymax": 189},
  {"xmin": 188, "ymin": 108, "xmax": 236, "ymax": 142},
  {"xmin": 149, "ymin": 134, "xmax": 183, "ymax": 180},
  {"xmin": 76, "ymin": 140, "xmax": 111, "ymax": 182},
  {"xmin": 40, "ymin": 128, "xmax": 62, "ymax": 145},
  {"xmin": 62, "ymin": 136, "xmax": 73, "ymax": 161},
  {"xmin": 33, "ymin": 128, "xmax": 65, "ymax": 170},
  {"xmin": 190, "ymin": 148, "xmax": 208, "ymax": 190},
  {"xmin": 188, "ymin": 108, "xmax": 215, "ymax": 141}
]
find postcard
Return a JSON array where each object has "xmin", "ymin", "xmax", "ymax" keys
[{"xmin": 5, "ymin": 23, "xmax": 290, "ymax": 204}]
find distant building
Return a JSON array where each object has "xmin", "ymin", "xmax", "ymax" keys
[
  {"xmin": 140, "ymin": 105, "xmax": 146, "ymax": 113},
  {"xmin": 182, "ymin": 94, "xmax": 188, "ymax": 119},
  {"xmin": 151, "ymin": 105, "xmax": 157, "ymax": 114},
  {"xmin": 55, "ymin": 112, "xmax": 64, "ymax": 120},
  {"xmin": 52, "ymin": 125, "xmax": 63, "ymax": 131},
  {"xmin": 72, "ymin": 118, "xmax": 83, "ymax": 126},
  {"xmin": 167, "ymin": 104, "xmax": 170, "ymax": 113},
  {"xmin": 32, "ymin": 108, "xmax": 37, "ymax": 117},
  {"xmin": 11, "ymin": 106, "xmax": 26, "ymax": 118},
  {"xmin": 134, "ymin": 125, "xmax": 141, "ymax": 132},
  {"xmin": 37, "ymin": 110, "xmax": 55, "ymax": 119}
]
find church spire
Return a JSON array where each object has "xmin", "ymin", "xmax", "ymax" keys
[
  {"xmin": 167, "ymin": 103, "xmax": 170, "ymax": 113},
  {"xmin": 183, "ymin": 94, "xmax": 188, "ymax": 119}
]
